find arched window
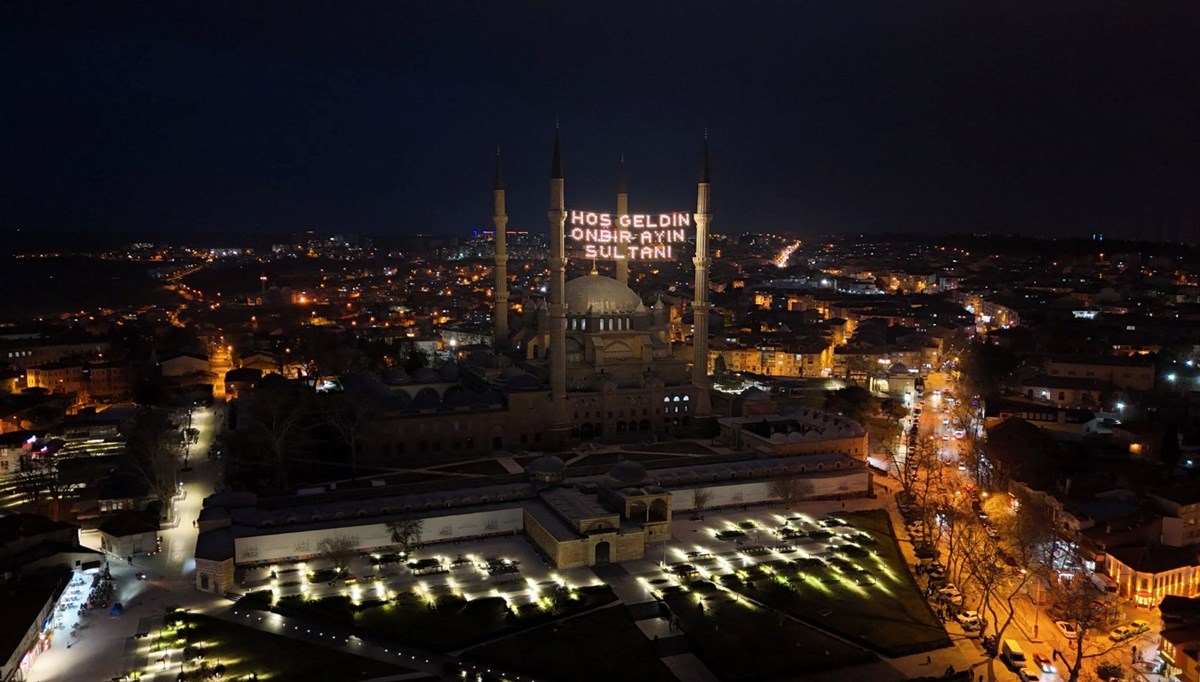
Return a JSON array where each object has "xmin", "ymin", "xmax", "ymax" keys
[
  {"xmin": 663, "ymin": 396, "xmax": 670, "ymax": 403},
  {"xmin": 599, "ymin": 318, "xmax": 605, "ymax": 331},
  {"xmin": 673, "ymin": 396, "xmax": 681, "ymax": 402},
  {"xmin": 684, "ymin": 395, "xmax": 690, "ymax": 401}
]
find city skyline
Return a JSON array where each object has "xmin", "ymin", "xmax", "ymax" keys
[{"xmin": 3, "ymin": 3, "xmax": 1199, "ymax": 242}]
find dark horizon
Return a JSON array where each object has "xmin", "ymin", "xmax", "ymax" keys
[{"xmin": 3, "ymin": 2, "xmax": 1199, "ymax": 242}]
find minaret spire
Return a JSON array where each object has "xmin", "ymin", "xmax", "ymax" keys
[
  {"xmin": 547, "ymin": 124, "xmax": 569, "ymax": 446},
  {"xmin": 494, "ymin": 145, "xmax": 504, "ymax": 190},
  {"xmin": 551, "ymin": 121, "xmax": 563, "ymax": 180},
  {"xmin": 691, "ymin": 131, "xmax": 713, "ymax": 425},
  {"xmin": 615, "ymin": 153, "xmax": 630, "ymax": 286},
  {"xmin": 492, "ymin": 145, "xmax": 509, "ymax": 348}
]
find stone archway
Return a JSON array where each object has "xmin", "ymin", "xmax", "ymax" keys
[
  {"xmin": 594, "ymin": 541, "xmax": 611, "ymax": 565},
  {"xmin": 649, "ymin": 498, "xmax": 669, "ymax": 522}
]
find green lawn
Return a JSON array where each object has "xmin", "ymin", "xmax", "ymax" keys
[
  {"xmin": 663, "ymin": 582, "xmax": 876, "ymax": 681},
  {"xmin": 158, "ymin": 612, "xmax": 412, "ymax": 682},
  {"xmin": 464, "ymin": 605, "xmax": 677, "ymax": 682},
  {"xmin": 723, "ymin": 509, "xmax": 949, "ymax": 657}
]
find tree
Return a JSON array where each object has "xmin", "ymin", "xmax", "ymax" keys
[
  {"xmin": 316, "ymin": 535, "xmax": 358, "ymax": 577},
  {"xmin": 1046, "ymin": 572, "xmax": 1124, "ymax": 682},
  {"xmin": 403, "ymin": 347, "xmax": 429, "ymax": 374},
  {"xmin": 1160, "ymin": 422, "xmax": 1182, "ymax": 470},
  {"xmin": 125, "ymin": 409, "xmax": 182, "ymax": 522},
  {"xmin": 386, "ymin": 517, "xmax": 424, "ymax": 555},
  {"xmin": 691, "ymin": 487, "xmax": 712, "ymax": 516},
  {"xmin": 243, "ymin": 389, "xmax": 313, "ymax": 494},
  {"xmin": 770, "ymin": 478, "xmax": 812, "ymax": 509},
  {"xmin": 823, "ymin": 386, "xmax": 872, "ymax": 424},
  {"xmin": 957, "ymin": 342, "xmax": 1018, "ymax": 399},
  {"xmin": 322, "ymin": 394, "xmax": 373, "ymax": 480},
  {"xmin": 14, "ymin": 455, "xmax": 74, "ymax": 521},
  {"xmin": 975, "ymin": 503, "xmax": 1057, "ymax": 660}
]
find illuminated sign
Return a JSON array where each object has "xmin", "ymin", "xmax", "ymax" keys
[{"xmin": 567, "ymin": 210, "xmax": 690, "ymax": 260}]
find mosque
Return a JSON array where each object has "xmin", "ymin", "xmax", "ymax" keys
[
  {"xmin": 193, "ymin": 131, "xmax": 873, "ymax": 594},
  {"xmin": 347, "ymin": 128, "xmax": 713, "ymax": 460}
]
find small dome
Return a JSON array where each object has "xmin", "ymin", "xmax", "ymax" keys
[
  {"xmin": 412, "ymin": 367, "xmax": 440, "ymax": 384},
  {"xmin": 466, "ymin": 351, "xmax": 493, "ymax": 367},
  {"xmin": 607, "ymin": 459, "xmax": 649, "ymax": 486},
  {"xmin": 506, "ymin": 374, "xmax": 541, "ymax": 390},
  {"xmin": 381, "ymin": 368, "xmax": 410, "ymax": 385},
  {"xmin": 527, "ymin": 455, "xmax": 565, "ymax": 475},
  {"xmin": 740, "ymin": 387, "xmax": 769, "ymax": 401},
  {"xmin": 888, "ymin": 362, "xmax": 909, "ymax": 374},
  {"xmin": 565, "ymin": 273, "xmax": 643, "ymax": 314}
]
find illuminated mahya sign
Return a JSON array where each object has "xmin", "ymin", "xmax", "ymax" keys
[{"xmin": 567, "ymin": 210, "xmax": 690, "ymax": 260}]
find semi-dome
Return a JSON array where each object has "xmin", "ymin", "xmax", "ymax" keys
[
  {"xmin": 528, "ymin": 454, "xmax": 566, "ymax": 484},
  {"xmin": 606, "ymin": 459, "xmax": 650, "ymax": 487},
  {"xmin": 564, "ymin": 273, "xmax": 643, "ymax": 314}
]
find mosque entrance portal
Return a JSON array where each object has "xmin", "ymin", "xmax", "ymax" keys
[{"xmin": 594, "ymin": 541, "xmax": 611, "ymax": 565}]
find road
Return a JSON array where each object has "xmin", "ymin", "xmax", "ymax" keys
[
  {"xmin": 899, "ymin": 378, "xmax": 1164, "ymax": 682},
  {"xmin": 28, "ymin": 405, "xmax": 226, "ymax": 682}
]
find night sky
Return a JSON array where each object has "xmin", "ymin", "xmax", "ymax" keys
[{"xmin": 3, "ymin": 2, "xmax": 1199, "ymax": 241}]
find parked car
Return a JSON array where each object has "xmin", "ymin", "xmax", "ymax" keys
[
  {"xmin": 1108, "ymin": 625, "xmax": 1133, "ymax": 642},
  {"xmin": 955, "ymin": 610, "xmax": 982, "ymax": 631},
  {"xmin": 1056, "ymin": 620, "xmax": 1079, "ymax": 639},
  {"xmin": 1129, "ymin": 619, "xmax": 1151, "ymax": 634},
  {"xmin": 1033, "ymin": 652, "xmax": 1056, "ymax": 673},
  {"xmin": 936, "ymin": 585, "xmax": 964, "ymax": 606},
  {"xmin": 914, "ymin": 543, "xmax": 939, "ymax": 559}
]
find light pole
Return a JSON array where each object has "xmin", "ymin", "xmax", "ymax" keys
[{"xmin": 1032, "ymin": 578, "xmax": 1041, "ymax": 640}]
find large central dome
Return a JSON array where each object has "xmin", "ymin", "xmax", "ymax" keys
[{"xmin": 564, "ymin": 272, "xmax": 644, "ymax": 313}]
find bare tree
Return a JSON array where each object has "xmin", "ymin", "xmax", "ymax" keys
[
  {"xmin": 979, "ymin": 504, "xmax": 1057, "ymax": 655},
  {"xmin": 125, "ymin": 409, "xmax": 181, "ymax": 522},
  {"xmin": 770, "ymin": 478, "xmax": 813, "ymax": 509},
  {"xmin": 691, "ymin": 487, "xmax": 712, "ymax": 516},
  {"xmin": 1046, "ymin": 571, "xmax": 1124, "ymax": 682},
  {"xmin": 316, "ymin": 535, "xmax": 358, "ymax": 577},
  {"xmin": 385, "ymin": 517, "xmax": 424, "ymax": 555},
  {"xmin": 322, "ymin": 394, "xmax": 373, "ymax": 481},
  {"xmin": 244, "ymin": 391, "xmax": 313, "ymax": 494},
  {"xmin": 13, "ymin": 456, "xmax": 75, "ymax": 521}
]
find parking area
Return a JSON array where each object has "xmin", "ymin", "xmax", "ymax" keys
[{"xmin": 237, "ymin": 533, "xmax": 604, "ymax": 612}]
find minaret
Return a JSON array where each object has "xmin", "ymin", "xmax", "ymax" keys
[
  {"xmin": 615, "ymin": 154, "xmax": 630, "ymax": 286},
  {"xmin": 492, "ymin": 146, "xmax": 509, "ymax": 348},
  {"xmin": 691, "ymin": 132, "xmax": 713, "ymax": 419},
  {"xmin": 547, "ymin": 125, "xmax": 569, "ymax": 439}
]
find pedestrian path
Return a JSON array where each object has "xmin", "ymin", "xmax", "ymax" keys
[
  {"xmin": 496, "ymin": 456, "xmax": 525, "ymax": 474},
  {"xmin": 589, "ymin": 562, "xmax": 721, "ymax": 682}
]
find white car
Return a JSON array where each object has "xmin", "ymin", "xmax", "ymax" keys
[
  {"xmin": 955, "ymin": 610, "xmax": 982, "ymax": 630},
  {"xmin": 936, "ymin": 585, "xmax": 964, "ymax": 606},
  {"xmin": 1056, "ymin": 620, "xmax": 1079, "ymax": 639}
]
